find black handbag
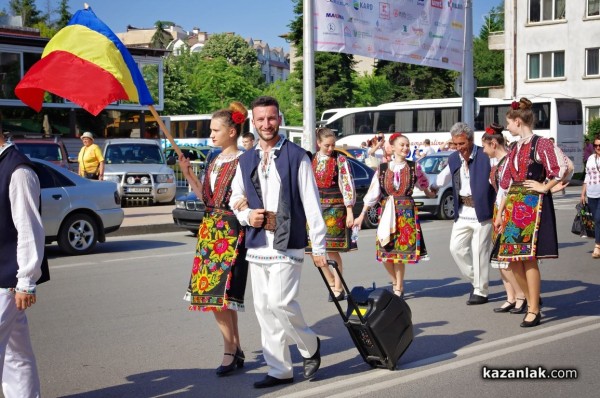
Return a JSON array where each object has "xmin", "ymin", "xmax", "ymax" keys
[{"xmin": 571, "ymin": 203, "xmax": 595, "ymax": 238}]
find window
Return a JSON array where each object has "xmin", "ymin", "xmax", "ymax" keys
[
  {"xmin": 586, "ymin": 48, "xmax": 600, "ymax": 76},
  {"xmin": 528, "ymin": 51, "xmax": 565, "ymax": 79},
  {"xmin": 588, "ymin": 0, "xmax": 600, "ymax": 17},
  {"xmin": 529, "ymin": 0, "xmax": 566, "ymax": 23}
]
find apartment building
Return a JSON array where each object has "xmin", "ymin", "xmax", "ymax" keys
[{"xmin": 490, "ymin": 0, "xmax": 600, "ymax": 129}]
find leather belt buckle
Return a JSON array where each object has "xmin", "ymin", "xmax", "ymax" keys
[
  {"xmin": 263, "ymin": 211, "xmax": 277, "ymax": 232},
  {"xmin": 460, "ymin": 195, "xmax": 474, "ymax": 207}
]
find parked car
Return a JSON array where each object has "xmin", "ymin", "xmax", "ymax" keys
[
  {"xmin": 31, "ymin": 158, "xmax": 124, "ymax": 255},
  {"xmin": 102, "ymin": 139, "xmax": 177, "ymax": 206},
  {"xmin": 164, "ymin": 145, "xmax": 211, "ymax": 187},
  {"xmin": 335, "ymin": 146, "xmax": 368, "ymax": 163},
  {"xmin": 412, "ymin": 151, "xmax": 455, "ymax": 220},
  {"xmin": 171, "ymin": 156, "xmax": 380, "ymax": 234},
  {"xmin": 12, "ymin": 136, "xmax": 78, "ymax": 172}
]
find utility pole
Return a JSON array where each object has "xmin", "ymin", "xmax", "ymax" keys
[
  {"xmin": 462, "ymin": 0, "xmax": 475, "ymax": 128},
  {"xmin": 302, "ymin": 0, "xmax": 316, "ymax": 152}
]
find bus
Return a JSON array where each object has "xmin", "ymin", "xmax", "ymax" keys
[
  {"xmin": 160, "ymin": 111, "xmax": 287, "ymax": 150},
  {"xmin": 320, "ymin": 97, "xmax": 584, "ymax": 172}
]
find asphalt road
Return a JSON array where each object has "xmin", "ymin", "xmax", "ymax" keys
[{"xmin": 22, "ymin": 188, "xmax": 600, "ymax": 398}]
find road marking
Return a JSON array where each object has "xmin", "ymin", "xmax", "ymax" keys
[
  {"xmin": 285, "ymin": 316, "xmax": 600, "ymax": 398},
  {"xmin": 50, "ymin": 251, "xmax": 194, "ymax": 269}
]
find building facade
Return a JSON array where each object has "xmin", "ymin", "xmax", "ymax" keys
[{"xmin": 492, "ymin": 0, "xmax": 600, "ymax": 131}]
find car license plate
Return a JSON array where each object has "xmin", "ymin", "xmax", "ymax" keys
[{"xmin": 128, "ymin": 187, "xmax": 151, "ymax": 193}]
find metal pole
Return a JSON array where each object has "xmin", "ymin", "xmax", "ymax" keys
[
  {"xmin": 303, "ymin": 0, "xmax": 316, "ymax": 152},
  {"xmin": 462, "ymin": 0, "xmax": 475, "ymax": 128}
]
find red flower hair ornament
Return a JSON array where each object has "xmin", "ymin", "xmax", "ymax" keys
[
  {"xmin": 510, "ymin": 101, "xmax": 520, "ymax": 110},
  {"xmin": 485, "ymin": 127, "xmax": 496, "ymax": 135},
  {"xmin": 231, "ymin": 111, "xmax": 246, "ymax": 124},
  {"xmin": 388, "ymin": 132, "xmax": 403, "ymax": 144}
]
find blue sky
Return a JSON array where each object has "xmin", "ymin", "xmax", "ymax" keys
[{"xmin": 1, "ymin": 1, "xmax": 503, "ymax": 50}]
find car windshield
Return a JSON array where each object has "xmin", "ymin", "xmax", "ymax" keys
[
  {"xmin": 418, "ymin": 155, "xmax": 449, "ymax": 174},
  {"xmin": 106, "ymin": 144, "xmax": 164, "ymax": 164},
  {"xmin": 16, "ymin": 143, "xmax": 63, "ymax": 161}
]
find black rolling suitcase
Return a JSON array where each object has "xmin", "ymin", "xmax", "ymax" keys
[{"xmin": 319, "ymin": 260, "xmax": 413, "ymax": 370}]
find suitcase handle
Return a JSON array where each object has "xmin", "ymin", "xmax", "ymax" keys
[{"xmin": 317, "ymin": 260, "xmax": 367, "ymax": 324}]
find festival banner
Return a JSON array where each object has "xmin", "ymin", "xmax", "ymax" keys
[{"xmin": 314, "ymin": 0, "xmax": 466, "ymax": 71}]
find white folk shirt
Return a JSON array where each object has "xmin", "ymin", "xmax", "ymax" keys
[
  {"xmin": 230, "ymin": 137, "xmax": 327, "ymax": 264},
  {"xmin": 0, "ymin": 142, "xmax": 44, "ymax": 293},
  {"xmin": 436, "ymin": 147, "xmax": 478, "ymax": 221}
]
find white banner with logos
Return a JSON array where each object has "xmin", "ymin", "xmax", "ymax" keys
[{"xmin": 314, "ymin": 0, "xmax": 466, "ymax": 71}]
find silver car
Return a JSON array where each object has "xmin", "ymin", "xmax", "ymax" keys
[
  {"xmin": 32, "ymin": 158, "xmax": 124, "ymax": 255},
  {"xmin": 412, "ymin": 151, "xmax": 455, "ymax": 220},
  {"xmin": 102, "ymin": 139, "xmax": 177, "ymax": 206}
]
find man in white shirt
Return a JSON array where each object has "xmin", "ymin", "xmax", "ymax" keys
[
  {"xmin": 417, "ymin": 139, "xmax": 436, "ymax": 159},
  {"xmin": 230, "ymin": 96, "xmax": 328, "ymax": 389},
  {"xmin": 432, "ymin": 123, "xmax": 496, "ymax": 306},
  {"xmin": 0, "ymin": 127, "xmax": 45, "ymax": 398}
]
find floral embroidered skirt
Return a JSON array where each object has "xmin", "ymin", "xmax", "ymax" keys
[
  {"xmin": 307, "ymin": 188, "xmax": 357, "ymax": 252},
  {"xmin": 376, "ymin": 196, "xmax": 428, "ymax": 264},
  {"xmin": 490, "ymin": 206, "xmax": 510, "ymax": 269},
  {"xmin": 184, "ymin": 208, "xmax": 248, "ymax": 311},
  {"xmin": 496, "ymin": 183, "xmax": 558, "ymax": 262}
]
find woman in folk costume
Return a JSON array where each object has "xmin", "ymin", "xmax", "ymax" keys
[
  {"xmin": 494, "ymin": 97, "xmax": 570, "ymax": 327},
  {"xmin": 180, "ymin": 102, "xmax": 249, "ymax": 376},
  {"xmin": 354, "ymin": 133, "xmax": 436, "ymax": 298},
  {"xmin": 482, "ymin": 123, "xmax": 527, "ymax": 315},
  {"xmin": 309, "ymin": 127, "xmax": 356, "ymax": 301}
]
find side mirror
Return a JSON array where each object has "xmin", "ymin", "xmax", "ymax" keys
[
  {"xmin": 68, "ymin": 156, "xmax": 78, "ymax": 163},
  {"xmin": 166, "ymin": 156, "xmax": 176, "ymax": 166}
]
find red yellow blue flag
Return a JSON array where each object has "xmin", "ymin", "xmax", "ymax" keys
[{"xmin": 15, "ymin": 6, "xmax": 153, "ymax": 116}]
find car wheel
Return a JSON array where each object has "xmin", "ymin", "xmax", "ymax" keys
[
  {"xmin": 57, "ymin": 213, "xmax": 98, "ymax": 255},
  {"xmin": 437, "ymin": 190, "xmax": 455, "ymax": 220},
  {"xmin": 362, "ymin": 203, "xmax": 380, "ymax": 229}
]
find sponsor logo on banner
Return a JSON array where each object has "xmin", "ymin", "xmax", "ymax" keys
[
  {"xmin": 353, "ymin": 1, "xmax": 374, "ymax": 11},
  {"xmin": 326, "ymin": 12, "xmax": 345, "ymax": 19},
  {"xmin": 442, "ymin": 57, "xmax": 449, "ymax": 63},
  {"xmin": 397, "ymin": 11, "xmax": 416, "ymax": 21},
  {"xmin": 429, "ymin": 31, "xmax": 444, "ymax": 39},
  {"xmin": 354, "ymin": 30, "xmax": 373, "ymax": 38},
  {"xmin": 448, "ymin": 0, "xmax": 464, "ymax": 10},
  {"xmin": 348, "ymin": 16, "xmax": 370, "ymax": 25},
  {"xmin": 327, "ymin": 0, "xmax": 348, "ymax": 6},
  {"xmin": 380, "ymin": 2, "xmax": 391, "ymax": 19},
  {"xmin": 417, "ymin": 0, "xmax": 426, "ymax": 6},
  {"xmin": 344, "ymin": 26, "xmax": 353, "ymax": 37},
  {"xmin": 412, "ymin": 27, "xmax": 425, "ymax": 36},
  {"xmin": 452, "ymin": 20, "xmax": 464, "ymax": 29},
  {"xmin": 431, "ymin": 0, "xmax": 443, "ymax": 9},
  {"xmin": 327, "ymin": 23, "xmax": 337, "ymax": 33},
  {"xmin": 410, "ymin": 53, "xmax": 424, "ymax": 61}
]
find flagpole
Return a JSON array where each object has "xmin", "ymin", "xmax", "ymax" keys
[
  {"xmin": 148, "ymin": 104, "xmax": 183, "ymax": 158},
  {"xmin": 303, "ymin": 0, "xmax": 316, "ymax": 152}
]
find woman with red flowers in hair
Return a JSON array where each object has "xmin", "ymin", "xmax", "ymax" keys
[
  {"xmin": 180, "ymin": 101, "xmax": 250, "ymax": 376},
  {"xmin": 482, "ymin": 123, "xmax": 527, "ymax": 315},
  {"xmin": 307, "ymin": 127, "xmax": 356, "ymax": 301},
  {"xmin": 494, "ymin": 98, "xmax": 570, "ymax": 327},
  {"xmin": 353, "ymin": 133, "xmax": 436, "ymax": 298}
]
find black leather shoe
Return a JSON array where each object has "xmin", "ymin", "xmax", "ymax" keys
[
  {"xmin": 493, "ymin": 301, "xmax": 516, "ymax": 313},
  {"xmin": 253, "ymin": 375, "xmax": 294, "ymax": 388},
  {"xmin": 328, "ymin": 290, "xmax": 345, "ymax": 302},
  {"xmin": 303, "ymin": 337, "xmax": 321, "ymax": 379},
  {"xmin": 466, "ymin": 294, "xmax": 488, "ymax": 305},
  {"xmin": 216, "ymin": 353, "xmax": 238, "ymax": 377},
  {"xmin": 520, "ymin": 311, "xmax": 541, "ymax": 328},
  {"xmin": 509, "ymin": 298, "xmax": 527, "ymax": 314}
]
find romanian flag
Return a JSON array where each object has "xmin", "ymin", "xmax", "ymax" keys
[{"xmin": 15, "ymin": 7, "xmax": 153, "ymax": 116}]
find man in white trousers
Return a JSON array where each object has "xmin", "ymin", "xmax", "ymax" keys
[
  {"xmin": 230, "ymin": 96, "xmax": 328, "ymax": 389},
  {"xmin": 0, "ymin": 126, "xmax": 45, "ymax": 398},
  {"xmin": 432, "ymin": 122, "xmax": 496, "ymax": 305}
]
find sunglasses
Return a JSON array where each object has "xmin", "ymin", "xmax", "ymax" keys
[{"xmin": 594, "ymin": 144, "xmax": 600, "ymax": 148}]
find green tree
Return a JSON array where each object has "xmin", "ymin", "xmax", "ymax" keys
[
  {"xmin": 55, "ymin": 0, "xmax": 71, "ymax": 30},
  {"xmin": 352, "ymin": 73, "xmax": 394, "ymax": 107},
  {"xmin": 264, "ymin": 72, "xmax": 303, "ymax": 126},
  {"xmin": 288, "ymin": 0, "xmax": 356, "ymax": 117},
  {"xmin": 587, "ymin": 118, "xmax": 600, "ymax": 142},
  {"xmin": 375, "ymin": 61, "xmax": 457, "ymax": 101},
  {"xmin": 160, "ymin": 51, "xmax": 199, "ymax": 114},
  {"xmin": 9, "ymin": 0, "xmax": 45, "ymax": 26},
  {"xmin": 189, "ymin": 58, "xmax": 262, "ymax": 112},
  {"xmin": 150, "ymin": 20, "xmax": 174, "ymax": 49},
  {"xmin": 199, "ymin": 33, "xmax": 258, "ymax": 66},
  {"xmin": 474, "ymin": 2, "xmax": 505, "ymax": 96}
]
